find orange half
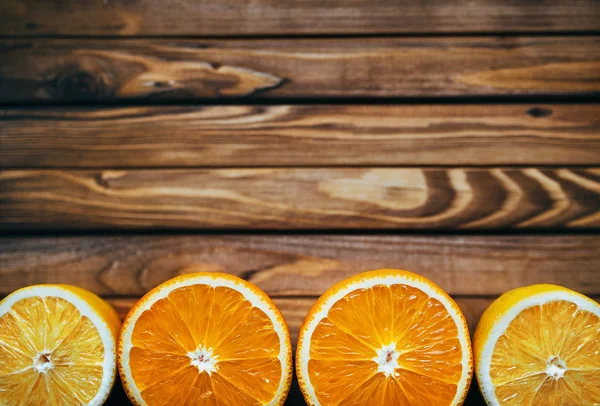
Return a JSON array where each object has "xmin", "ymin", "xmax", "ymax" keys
[
  {"xmin": 296, "ymin": 269, "xmax": 473, "ymax": 406},
  {"xmin": 0, "ymin": 284, "xmax": 120, "ymax": 406},
  {"xmin": 474, "ymin": 284, "xmax": 600, "ymax": 405},
  {"xmin": 118, "ymin": 272, "xmax": 292, "ymax": 406}
]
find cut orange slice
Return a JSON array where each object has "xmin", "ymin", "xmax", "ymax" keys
[
  {"xmin": 118, "ymin": 272, "xmax": 293, "ymax": 405},
  {"xmin": 296, "ymin": 269, "xmax": 473, "ymax": 406},
  {"xmin": 474, "ymin": 284, "xmax": 600, "ymax": 405},
  {"xmin": 0, "ymin": 284, "xmax": 120, "ymax": 405}
]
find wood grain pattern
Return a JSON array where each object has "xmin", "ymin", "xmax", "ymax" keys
[
  {"xmin": 1, "ymin": 37, "xmax": 599, "ymax": 102},
  {"xmin": 1, "ymin": 168, "xmax": 599, "ymax": 230},
  {"xmin": 2, "ymin": 0, "xmax": 599, "ymax": 36},
  {"xmin": 1, "ymin": 235, "xmax": 598, "ymax": 296},
  {"xmin": 3, "ymin": 104, "xmax": 599, "ymax": 167}
]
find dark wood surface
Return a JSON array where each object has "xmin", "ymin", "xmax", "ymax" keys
[
  {"xmin": 2, "ymin": 0, "xmax": 599, "ymax": 36},
  {"xmin": 2, "ymin": 168, "xmax": 599, "ymax": 230},
  {"xmin": 1, "ymin": 37, "xmax": 599, "ymax": 102},
  {"xmin": 2, "ymin": 1, "xmax": 599, "ymax": 404},
  {"xmin": 3, "ymin": 104, "xmax": 599, "ymax": 167},
  {"xmin": 1, "ymin": 235, "xmax": 598, "ymax": 297}
]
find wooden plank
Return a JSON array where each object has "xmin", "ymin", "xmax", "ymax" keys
[
  {"xmin": 2, "ymin": 0, "xmax": 599, "ymax": 36},
  {"xmin": 1, "ymin": 235, "xmax": 598, "ymax": 296},
  {"xmin": 1, "ymin": 168, "xmax": 599, "ymax": 230},
  {"xmin": 3, "ymin": 104, "xmax": 599, "ymax": 167},
  {"xmin": 1, "ymin": 37, "xmax": 599, "ymax": 102},
  {"xmin": 106, "ymin": 295, "xmax": 600, "ymax": 347}
]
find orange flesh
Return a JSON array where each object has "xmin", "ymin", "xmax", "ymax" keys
[
  {"xmin": 0, "ymin": 297, "xmax": 104, "ymax": 405},
  {"xmin": 308, "ymin": 284, "xmax": 462, "ymax": 405},
  {"xmin": 490, "ymin": 300, "xmax": 600, "ymax": 405},
  {"xmin": 129, "ymin": 284, "xmax": 282, "ymax": 405}
]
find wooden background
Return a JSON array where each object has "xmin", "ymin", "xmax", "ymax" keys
[{"xmin": 1, "ymin": 1, "xmax": 599, "ymax": 404}]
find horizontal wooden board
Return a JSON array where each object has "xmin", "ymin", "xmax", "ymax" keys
[
  {"xmin": 1, "ymin": 37, "xmax": 599, "ymax": 102},
  {"xmin": 2, "ymin": 0, "xmax": 599, "ymax": 36},
  {"xmin": 3, "ymin": 104, "xmax": 599, "ymax": 167},
  {"xmin": 1, "ymin": 235, "xmax": 598, "ymax": 296},
  {"xmin": 1, "ymin": 168, "xmax": 599, "ymax": 230}
]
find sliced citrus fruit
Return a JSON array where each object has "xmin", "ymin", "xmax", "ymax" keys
[
  {"xmin": 296, "ymin": 269, "xmax": 473, "ymax": 406},
  {"xmin": 474, "ymin": 284, "xmax": 600, "ymax": 405},
  {"xmin": 118, "ymin": 272, "xmax": 293, "ymax": 406},
  {"xmin": 0, "ymin": 284, "xmax": 120, "ymax": 405}
]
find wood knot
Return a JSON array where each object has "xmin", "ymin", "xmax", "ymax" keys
[
  {"xmin": 24, "ymin": 22, "xmax": 40, "ymax": 31},
  {"xmin": 48, "ymin": 66, "xmax": 112, "ymax": 100},
  {"xmin": 527, "ymin": 107, "xmax": 553, "ymax": 118}
]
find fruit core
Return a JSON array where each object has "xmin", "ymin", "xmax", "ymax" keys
[
  {"xmin": 188, "ymin": 346, "xmax": 218, "ymax": 374},
  {"xmin": 33, "ymin": 351, "xmax": 53, "ymax": 373},
  {"xmin": 374, "ymin": 343, "xmax": 400, "ymax": 377},
  {"xmin": 546, "ymin": 356, "xmax": 567, "ymax": 380}
]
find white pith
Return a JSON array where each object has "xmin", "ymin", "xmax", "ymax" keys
[
  {"xmin": 0, "ymin": 286, "xmax": 115, "ymax": 406},
  {"xmin": 32, "ymin": 351, "xmax": 53, "ymax": 373},
  {"xmin": 478, "ymin": 291, "xmax": 600, "ymax": 406},
  {"xmin": 119, "ymin": 275, "xmax": 291, "ymax": 406},
  {"xmin": 374, "ymin": 343, "xmax": 400, "ymax": 377},
  {"xmin": 188, "ymin": 346, "xmax": 218, "ymax": 374},
  {"xmin": 545, "ymin": 357, "xmax": 566, "ymax": 380},
  {"xmin": 297, "ymin": 274, "xmax": 472, "ymax": 406}
]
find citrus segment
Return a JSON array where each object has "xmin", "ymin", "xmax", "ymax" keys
[
  {"xmin": 0, "ymin": 285, "xmax": 120, "ymax": 406},
  {"xmin": 297, "ymin": 269, "xmax": 473, "ymax": 406},
  {"xmin": 474, "ymin": 285, "xmax": 600, "ymax": 405},
  {"xmin": 118, "ymin": 272, "xmax": 292, "ymax": 406}
]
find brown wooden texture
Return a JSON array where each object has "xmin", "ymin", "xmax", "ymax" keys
[
  {"xmin": 3, "ymin": 104, "xmax": 599, "ymax": 168},
  {"xmin": 1, "ymin": 168, "xmax": 599, "ymax": 230},
  {"xmin": 1, "ymin": 235, "xmax": 598, "ymax": 297},
  {"xmin": 2, "ymin": 0, "xmax": 599, "ymax": 36},
  {"xmin": 1, "ymin": 37, "xmax": 599, "ymax": 102}
]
